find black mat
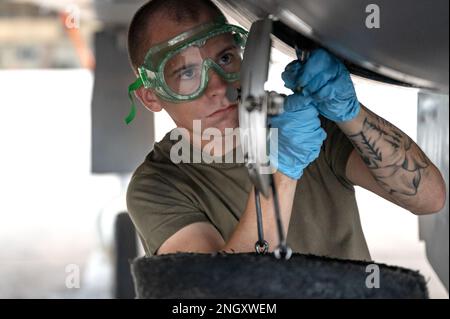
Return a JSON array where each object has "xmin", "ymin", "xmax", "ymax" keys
[{"xmin": 131, "ymin": 253, "xmax": 428, "ymax": 299}]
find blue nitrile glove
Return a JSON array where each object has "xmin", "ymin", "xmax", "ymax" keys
[
  {"xmin": 282, "ymin": 48, "xmax": 360, "ymax": 123},
  {"xmin": 269, "ymin": 94, "xmax": 327, "ymax": 180}
]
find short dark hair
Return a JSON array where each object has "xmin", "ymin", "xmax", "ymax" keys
[{"xmin": 127, "ymin": 0, "xmax": 226, "ymax": 72}]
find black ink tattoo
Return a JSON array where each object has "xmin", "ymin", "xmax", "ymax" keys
[{"xmin": 348, "ymin": 109, "xmax": 429, "ymax": 196}]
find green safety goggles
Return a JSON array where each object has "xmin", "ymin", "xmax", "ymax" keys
[{"xmin": 125, "ymin": 20, "xmax": 248, "ymax": 124}]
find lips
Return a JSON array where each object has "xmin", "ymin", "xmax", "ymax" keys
[{"xmin": 207, "ymin": 103, "xmax": 238, "ymax": 118}]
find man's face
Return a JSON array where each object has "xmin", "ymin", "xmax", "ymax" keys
[{"xmin": 147, "ymin": 13, "xmax": 240, "ymax": 136}]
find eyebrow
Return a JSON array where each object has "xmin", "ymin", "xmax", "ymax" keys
[{"xmin": 215, "ymin": 44, "xmax": 238, "ymax": 59}]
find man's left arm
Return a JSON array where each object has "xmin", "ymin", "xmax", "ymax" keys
[
  {"xmin": 283, "ymin": 48, "xmax": 446, "ymax": 215},
  {"xmin": 338, "ymin": 104, "xmax": 446, "ymax": 215}
]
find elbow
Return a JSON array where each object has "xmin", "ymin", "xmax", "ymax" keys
[{"xmin": 411, "ymin": 179, "xmax": 447, "ymax": 216}]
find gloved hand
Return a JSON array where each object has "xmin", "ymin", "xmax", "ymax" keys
[
  {"xmin": 282, "ymin": 48, "xmax": 360, "ymax": 123},
  {"xmin": 269, "ymin": 94, "xmax": 327, "ymax": 180}
]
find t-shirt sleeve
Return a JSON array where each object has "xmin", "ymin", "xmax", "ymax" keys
[
  {"xmin": 321, "ymin": 117, "xmax": 356, "ymax": 190},
  {"xmin": 126, "ymin": 170, "xmax": 208, "ymax": 256}
]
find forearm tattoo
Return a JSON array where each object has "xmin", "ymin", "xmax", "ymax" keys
[{"xmin": 348, "ymin": 109, "xmax": 430, "ymax": 196}]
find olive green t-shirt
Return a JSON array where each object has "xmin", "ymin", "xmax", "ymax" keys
[{"xmin": 126, "ymin": 118, "xmax": 371, "ymax": 261}]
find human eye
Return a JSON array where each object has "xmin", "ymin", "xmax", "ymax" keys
[
  {"xmin": 219, "ymin": 52, "xmax": 234, "ymax": 66},
  {"xmin": 178, "ymin": 65, "xmax": 200, "ymax": 80}
]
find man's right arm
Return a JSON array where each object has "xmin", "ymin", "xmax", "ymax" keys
[{"xmin": 157, "ymin": 171, "xmax": 297, "ymax": 255}]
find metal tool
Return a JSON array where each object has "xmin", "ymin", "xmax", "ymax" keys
[{"xmin": 237, "ymin": 16, "xmax": 292, "ymax": 259}]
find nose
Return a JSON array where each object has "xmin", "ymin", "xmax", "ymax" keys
[{"xmin": 205, "ymin": 69, "xmax": 228, "ymax": 99}]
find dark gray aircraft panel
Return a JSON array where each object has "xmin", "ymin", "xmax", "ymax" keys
[
  {"xmin": 216, "ymin": 0, "xmax": 449, "ymax": 92},
  {"xmin": 91, "ymin": 30, "xmax": 154, "ymax": 174},
  {"xmin": 417, "ymin": 92, "xmax": 449, "ymax": 291}
]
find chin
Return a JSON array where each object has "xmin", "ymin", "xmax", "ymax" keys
[{"xmin": 217, "ymin": 117, "xmax": 239, "ymax": 134}]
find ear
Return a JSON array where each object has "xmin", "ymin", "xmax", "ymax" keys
[{"xmin": 135, "ymin": 87, "xmax": 164, "ymax": 112}]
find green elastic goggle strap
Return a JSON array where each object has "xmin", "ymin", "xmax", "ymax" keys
[{"xmin": 125, "ymin": 77, "xmax": 143, "ymax": 125}]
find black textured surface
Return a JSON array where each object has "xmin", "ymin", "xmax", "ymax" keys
[
  {"xmin": 131, "ymin": 253, "xmax": 428, "ymax": 299},
  {"xmin": 114, "ymin": 212, "xmax": 138, "ymax": 299}
]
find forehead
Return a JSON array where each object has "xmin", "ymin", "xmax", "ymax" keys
[{"xmin": 147, "ymin": 11, "xmax": 216, "ymax": 47}]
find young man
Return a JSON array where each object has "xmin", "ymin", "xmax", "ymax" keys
[{"xmin": 125, "ymin": 0, "xmax": 446, "ymax": 261}]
